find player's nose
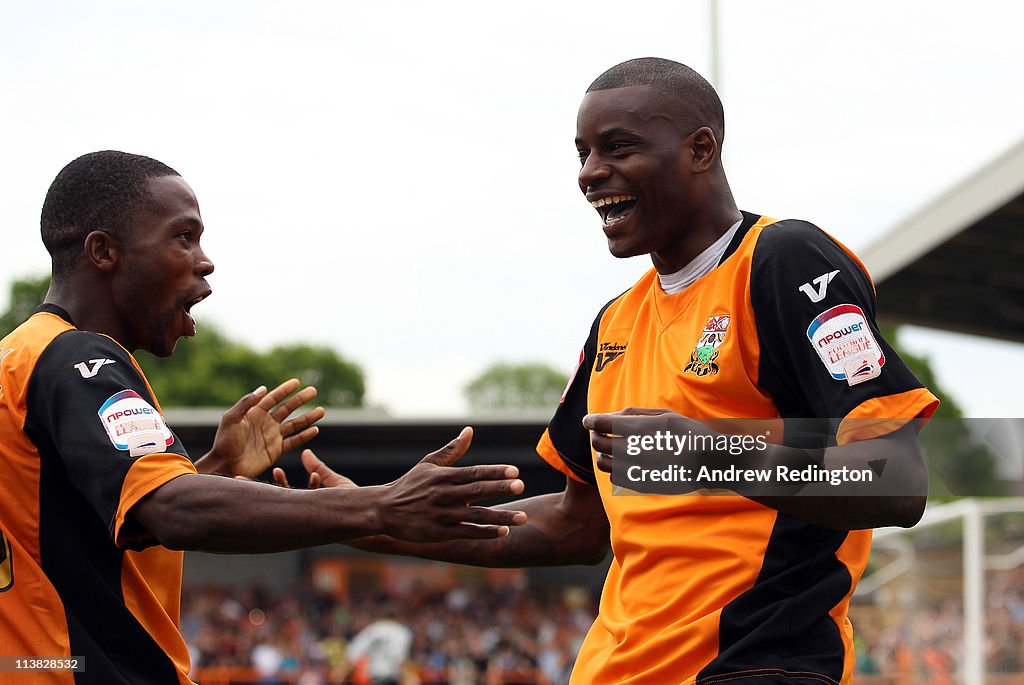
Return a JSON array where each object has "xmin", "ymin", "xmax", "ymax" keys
[
  {"xmin": 194, "ymin": 246, "xmax": 214, "ymax": 277},
  {"xmin": 578, "ymin": 153, "xmax": 612, "ymax": 192}
]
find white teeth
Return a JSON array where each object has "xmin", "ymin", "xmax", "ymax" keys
[
  {"xmin": 185, "ymin": 295, "xmax": 205, "ymax": 312},
  {"xmin": 590, "ymin": 194, "xmax": 636, "ymax": 209}
]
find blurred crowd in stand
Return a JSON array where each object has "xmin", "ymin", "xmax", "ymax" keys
[
  {"xmin": 182, "ymin": 578, "xmax": 595, "ymax": 685},
  {"xmin": 183, "ymin": 565, "xmax": 1024, "ymax": 684},
  {"xmin": 849, "ymin": 566, "xmax": 1024, "ymax": 684}
]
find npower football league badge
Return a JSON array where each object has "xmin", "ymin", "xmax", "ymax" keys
[
  {"xmin": 806, "ymin": 304, "xmax": 884, "ymax": 385},
  {"xmin": 98, "ymin": 389, "xmax": 174, "ymax": 456}
]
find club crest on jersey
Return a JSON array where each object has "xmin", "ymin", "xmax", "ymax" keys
[
  {"xmin": 98, "ymin": 389, "xmax": 174, "ymax": 455},
  {"xmin": 684, "ymin": 315, "xmax": 731, "ymax": 377},
  {"xmin": 806, "ymin": 304, "xmax": 885, "ymax": 384}
]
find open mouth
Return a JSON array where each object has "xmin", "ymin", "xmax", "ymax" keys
[
  {"xmin": 591, "ymin": 194, "xmax": 637, "ymax": 225},
  {"xmin": 182, "ymin": 289, "xmax": 212, "ymax": 336},
  {"xmin": 183, "ymin": 290, "xmax": 211, "ymax": 315}
]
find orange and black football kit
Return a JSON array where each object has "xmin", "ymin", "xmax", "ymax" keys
[
  {"xmin": 0, "ymin": 305, "xmax": 197, "ymax": 684},
  {"xmin": 538, "ymin": 212, "xmax": 939, "ymax": 685}
]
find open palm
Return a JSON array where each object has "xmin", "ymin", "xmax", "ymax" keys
[{"xmin": 204, "ymin": 379, "xmax": 325, "ymax": 478}]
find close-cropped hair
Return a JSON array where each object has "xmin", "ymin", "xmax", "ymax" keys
[
  {"xmin": 588, "ymin": 57, "xmax": 725, "ymax": 139},
  {"xmin": 41, "ymin": 150, "xmax": 179, "ymax": 280}
]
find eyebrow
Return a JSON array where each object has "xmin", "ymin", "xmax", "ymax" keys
[
  {"xmin": 168, "ymin": 216, "xmax": 204, "ymax": 232},
  {"xmin": 575, "ymin": 127, "xmax": 644, "ymax": 147}
]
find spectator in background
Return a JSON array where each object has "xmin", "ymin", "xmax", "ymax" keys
[{"xmin": 346, "ymin": 605, "xmax": 414, "ymax": 685}]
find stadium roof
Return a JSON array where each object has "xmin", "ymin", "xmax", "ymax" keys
[
  {"xmin": 859, "ymin": 136, "xmax": 1024, "ymax": 342},
  {"xmin": 164, "ymin": 407, "xmax": 555, "ymax": 470},
  {"xmin": 164, "ymin": 407, "xmax": 553, "ymax": 427}
]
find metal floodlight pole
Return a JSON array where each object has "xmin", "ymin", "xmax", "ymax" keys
[
  {"xmin": 963, "ymin": 499, "xmax": 985, "ymax": 685},
  {"xmin": 709, "ymin": 0, "xmax": 721, "ymax": 90}
]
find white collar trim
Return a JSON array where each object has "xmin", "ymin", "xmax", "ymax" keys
[{"xmin": 658, "ymin": 219, "xmax": 743, "ymax": 294}]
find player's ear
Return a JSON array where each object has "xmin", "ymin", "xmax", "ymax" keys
[
  {"xmin": 689, "ymin": 126, "xmax": 718, "ymax": 173},
  {"xmin": 83, "ymin": 230, "xmax": 120, "ymax": 273}
]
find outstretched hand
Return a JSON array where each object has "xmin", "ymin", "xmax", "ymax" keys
[
  {"xmin": 375, "ymin": 427, "xmax": 528, "ymax": 542},
  {"xmin": 200, "ymin": 379, "xmax": 325, "ymax": 479},
  {"xmin": 273, "ymin": 427, "xmax": 528, "ymax": 543},
  {"xmin": 273, "ymin": 449, "xmax": 358, "ymax": 490}
]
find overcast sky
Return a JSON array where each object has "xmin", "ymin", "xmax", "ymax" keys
[{"xmin": 3, "ymin": 0, "xmax": 1022, "ymax": 417}]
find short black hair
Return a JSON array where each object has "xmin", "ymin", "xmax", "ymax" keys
[
  {"xmin": 588, "ymin": 57, "xmax": 725, "ymax": 141},
  {"xmin": 40, "ymin": 150, "xmax": 179, "ymax": 280}
]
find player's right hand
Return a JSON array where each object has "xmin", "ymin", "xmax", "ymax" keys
[{"xmin": 378, "ymin": 427, "xmax": 527, "ymax": 543}]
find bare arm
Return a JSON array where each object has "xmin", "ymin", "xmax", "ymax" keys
[
  {"xmin": 135, "ymin": 474, "xmax": 387, "ymax": 552},
  {"xmin": 132, "ymin": 428, "xmax": 526, "ymax": 553},
  {"xmin": 347, "ymin": 476, "xmax": 610, "ymax": 567},
  {"xmin": 587, "ymin": 409, "xmax": 927, "ymax": 530}
]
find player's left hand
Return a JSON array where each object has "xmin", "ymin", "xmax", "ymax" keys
[
  {"xmin": 205, "ymin": 379, "xmax": 325, "ymax": 479},
  {"xmin": 273, "ymin": 448, "xmax": 359, "ymax": 490}
]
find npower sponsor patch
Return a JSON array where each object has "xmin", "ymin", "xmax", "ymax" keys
[
  {"xmin": 98, "ymin": 389, "xmax": 173, "ymax": 455},
  {"xmin": 806, "ymin": 304, "xmax": 885, "ymax": 384}
]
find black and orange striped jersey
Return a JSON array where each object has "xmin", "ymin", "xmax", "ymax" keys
[
  {"xmin": 0, "ymin": 305, "xmax": 197, "ymax": 684},
  {"xmin": 537, "ymin": 212, "xmax": 939, "ymax": 685}
]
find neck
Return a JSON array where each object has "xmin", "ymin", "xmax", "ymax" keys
[
  {"xmin": 44, "ymin": 276, "xmax": 127, "ymax": 347},
  {"xmin": 651, "ymin": 195, "xmax": 742, "ymax": 275}
]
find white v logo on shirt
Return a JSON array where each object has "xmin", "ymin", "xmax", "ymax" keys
[
  {"xmin": 74, "ymin": 358, "xmax": 116, "ymax": 379},
  {"xmin": 798, "ymin": 270, "xmax": 840, "ymax": 303}
]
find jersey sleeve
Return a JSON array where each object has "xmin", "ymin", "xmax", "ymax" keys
[
  {"xmin": 23, "ymin": 331, "xmax": 196, "ymax": 549},
  {"xmin": 750, "ymin": 220, "xmax": 939, "ymax": 445},
  {"xmin": 536, "ymin": 301, "xmax": 618, "ymax": 485}
]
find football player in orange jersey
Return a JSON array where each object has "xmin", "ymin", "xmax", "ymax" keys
[
  {"xmin": 288, "ymin": 59, "xmax": 938, "ymax": 685},
  {"xmin": 0, "ymin": 151, "xmax": 525, "ymax": 684}
]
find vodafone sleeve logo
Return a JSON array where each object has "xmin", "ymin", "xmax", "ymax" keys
[
  {"xmin": 74, "ymin": 358, "xmax": 116, "ymax": 378},
  {"xmin": 798, "ymin": 270, "xmax": 840, "ymax": 303},
  {"xmin": 97, "ymin": 389, "xmax": 174, "ymax": 454}
]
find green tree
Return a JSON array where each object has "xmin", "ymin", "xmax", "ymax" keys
[
  {"xmin": 137, "ymin": 336, "xmax": 364, "ymax": 408},
  {"xmin": 266, "ymin": 344, "xmax": 364, "ymax": 407},
  {"xmin": 464, "ymin": 362, "xmax": 568, "ymax": 411},
  {"xmin": 879, "ymin": 325, "xmax": 1003, "ymax": 496},
  {"xmin": 1, "ymin": 275, "xmax": 365, "ymax": 408},
  {"xmin": 0, "ymin": 275, "xmax": 50, "ymax": 335}
]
